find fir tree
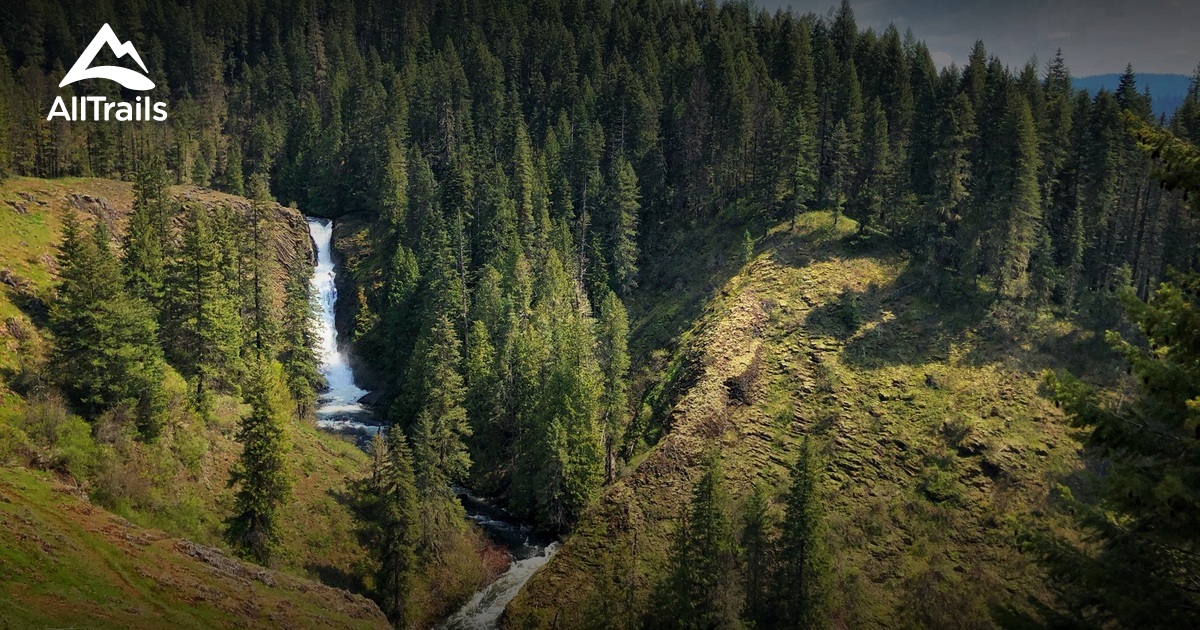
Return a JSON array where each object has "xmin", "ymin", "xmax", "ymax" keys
[
  {"xmin": 225, "ymin": 360, "xmax": 291, "ymax": 565},
  {"xmin": 651, "ymin": 459, "xmax": 742, "ymax": 629},
  {"xmin": 279, "ymin": 264, "xmax": 323, "ymax": 418},
  {"xmin": 162, "ymin": 205, "xmax": 245, "ymax": 415},
  {"xmin": 125, "ymin": 156, "xmax": 169, "ymax": 306},
  {"xmin": 407, "ymin": 312, "xmax": 471, "ymax": 492},
  {"xmin": 465, "ymin": 319, "xmax": 504, "ymax": 489},
  {"xmin": 994, "ymin": 94, "xmax": 1043, "ymax": 298},
  {"xmin": 220, "ymin": 140, "xmax": 245, "ymax": 196},
  {"xmin": 245, "ymin": 174, "xmax": 278, "ymax": 358},
  {"xmin": 608, "ymin": 156, "xmax": 641, "ymax": 296},
  {"xmin": 852, "ymin": 97, "xmax": 892, "ymax": 234},
  {"xmin": 775, "ymin": 438, "xmax": 831, "ymax": 629},
  {"xmin": 787, "ymin": 77, "xmax": 820, "ymax": 229},
  {"xmin": 742, "ymin": 483, "xmax": 774, "ymax": 628},
  {"xmin": 596, "ymin": 290, "xmax": 630, "ymax": 482},
  {"xmin": 827, "ymin": 120, "xmax": 853, "ymax": 228},
  {"xmin": 375, "ymin": 427, "xmax": 421, "ymax": 628},
  {"xmin": 51, "ymin": 215, "xmax": 167, "ymax": 440},
  {"xmin": 1042, "ymin": 128, "xmax": 1200, "ymax": 627},
  {"xmin": 926, "ymin": 92, "xmax": 976, "ymax": 269}
]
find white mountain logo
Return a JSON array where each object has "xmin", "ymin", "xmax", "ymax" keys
[{"xmin": 60, "ymin": 23, "xmax": 154, "ymax": 91}]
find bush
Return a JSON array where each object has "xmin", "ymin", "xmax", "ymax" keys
[
  {"xmin": 0, "ymin": 420, "xmax": 33, "ymax": 465},
  {"xmin": 19, "ymin": 396, "xmax": 100, "ymax": 480}
]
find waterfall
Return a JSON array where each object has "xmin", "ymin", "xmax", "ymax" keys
[{"xmin": 306, "ymin": 217, "xmax": 375, "ymax": 432}]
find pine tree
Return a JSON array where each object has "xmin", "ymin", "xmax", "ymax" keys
[
  {"xmin": 775, "ymin": 438, "xmax": 831, "ymax": 629},
  {"xmin": 162, "ymin": 205, "xmax": 245, "ymax": 415},
  {"xmin": 382, "ymin": 243, "xmax": 421, "ymax": 381},
  {"xmin": 375, "ymin": 427, "xmax": 421, "ymax": 627},
  {"xmin": 742, "ymin": 483, "xmax": 774, "ymax": 628},
  {"xmin": 831, "ymin": 0, "xmax": 857, "ymax": 64},
  {"xmin": 513, "ymin": 115, "xmax": 538, "ymax": 252},
  {"xmin": 407, "ymin": 312, "xmax": 471, "ymax": 492},
  {"xmin": 225, "ymin": 360, "xmax": 291, "ymax": 565},
  {"xmin": 125, "ymin": 156, "xmax": 169, "ymax": 306},
  {"xmin": 51, "ymin": 214, "xmax": 167, "ymax": 440},
  {"xmin": 465, "ymin": 319, "xmax": 504, "ymax": 489},
  {"xmin": 926, "ymin": 92, "xmax": 976, "ymax": 269},
  {"xmin": 828, "ymin": 120, "xmax": 853, "ymax": 228},
  {"xmin": 785, "ymin": 14, "xmax": 818, "ymax": 217},
  {"xmin": 787, "ymin": 83, "xmax": 819, "ymax": 229},
  {"xmin": 573, "ymin": 116, "xmax": 605, "ymax": 286},
  {"xmin": 962, "ymin": 41, "xmax": 989, "ymax": 114},
  {"xmin": 651, "ymin": 459, "xmax": 742, "ymax": 629},
  {"xmin": 513, "ymin": 251, "xmax": 604, "ymax": 529},
  {"xmin": 279, "ymin": 264, "xmax": 323, "ymax": 418},
  {"xmin": 852, "ymin": 97, "xmax": 892, "ymax": 234},
  {"xmin": 381, "ymin": 138, "xmax": 409, "ymax": 237},
  {"xmin": 245, "ymin": 174, "xmax": 278, "ymax": 357},
  {"xmin": 220, "ymin": 140, "xmax": 245, "ymax": 196},
  {"xmin": 608, "ymin": 156, "xmax": 640, "ymax": 296},
  {"xmin": 596, "ymin": 290, "xmax": 629, "ymax": 482},
  {"xmin": 1042, "ymin": 127, "xmax": 1200, "ymax": 627},
  {"xmin": 994, "ymin": 94, "xmax": 1043, "ymax": 298},
  {"xmin": 0, "ymin": 39, "xmax": 11, "ymax": 181}
]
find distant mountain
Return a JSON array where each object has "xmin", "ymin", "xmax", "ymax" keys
[{"xmin": 1073, "ymin": 73, "xmax": 1193, "ymax": 120}]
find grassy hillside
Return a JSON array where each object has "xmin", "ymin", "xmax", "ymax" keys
[
  {"xmin": 0, "ymin": 177, "xmax": 389, "ymax": 624},
  {"xmin": 507, "ymin": 212, "xmax": 1110, "ymax": 627},
  {"xmin": 0, "ymin": 466, "xmax": 386, "ymax": 629}
]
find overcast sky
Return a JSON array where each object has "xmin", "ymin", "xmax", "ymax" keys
[{"xmin": 755, "ymin": 0, "xmax": 1199, "ymax": 76}]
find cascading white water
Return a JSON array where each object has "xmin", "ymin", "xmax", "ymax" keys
[
  {"xmin": 307, "ymin": 217, "xmax": 374, "ymax": 431},
  {"xmin": 440, "ymin": 543, "xmax": 560, "ymax": 630}
]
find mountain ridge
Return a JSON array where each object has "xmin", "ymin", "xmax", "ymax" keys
[{"xmin": 1073, "ymin": 72, "xmax": 1193, "ymax": 117}]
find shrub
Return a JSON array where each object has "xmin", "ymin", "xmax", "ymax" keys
[
  {"xmin": 19, "ymin": 396, "xmax": 100, "ymax": 480},
  {"xmin": 0, "ymin": 420, "xmax": 33, "ymax": 465}
]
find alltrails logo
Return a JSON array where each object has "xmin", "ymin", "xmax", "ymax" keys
[{"xmin": 47, "ymin": 24, "xmax": 168, "ymax": 122}]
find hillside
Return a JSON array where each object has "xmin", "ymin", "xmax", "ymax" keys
[
  {"xmin": 0, "ymin": 177, "xmax": 386, "ymax": 624},
  {"xmin": 0, "ymin": 466, "xmax": 386, "ymax": 629},
  {"xmin": 505, "ymin": 213, "xmax": 1107, "ymax": 627}
]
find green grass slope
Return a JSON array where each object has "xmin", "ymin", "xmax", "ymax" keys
[
  {"xmin": 507, "ymin": 212, "xmax": 1103, "ymax": 628},
  {"xmin": 0, "ymin": 466, "xmax": 386, "ymax": 629}
]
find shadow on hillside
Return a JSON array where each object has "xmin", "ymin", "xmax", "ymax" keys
[
  {"xmin": 302, "ymin": 487, "xmax": 369, "ymax": 592},
  {"xmin": 817, "ymin": 245, "xmax": 1121, "ymax": 379},
  {"xmin": 0, "ymin": 270, "xmax": 51, "ymax": 328},
  {"xmin": 629, "ymin": 216, "xmax": 751, "ymax": 356},
  {"xmin": 839, "ymin": 265, "xmax": 992, "ymax": 369},
  {"xmin": 750, "ymin": 222, "xmax": 989, "ymax": 369},
  {"xmin": 765, "ymin": 229, "xmax": 997, "ymax": 369},
  {"xmin": 305, "ymin": 562, "xmax": 363, "ymax": 593}
]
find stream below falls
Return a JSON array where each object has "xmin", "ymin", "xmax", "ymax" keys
[{"xmin": 305, "ymin": 217, "xmax": 557, "ymax": 629}]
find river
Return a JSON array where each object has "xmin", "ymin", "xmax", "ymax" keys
[{"xmin": 305, "ymin": 217, "xmax": 558, "ymax": 629}]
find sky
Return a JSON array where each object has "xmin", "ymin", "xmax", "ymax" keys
[{"xmin": 754, "ymin": 0, "xmax": 1200, "ymax": 77}]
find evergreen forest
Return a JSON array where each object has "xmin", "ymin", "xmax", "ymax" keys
[{"xmin": 0, "ymin": 0, "xmax": 1198, "ymax": 627}]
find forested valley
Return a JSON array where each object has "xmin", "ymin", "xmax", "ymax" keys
[{"xmin": 0, "ymin": 0, "xmax": 1198, "ymax": 627}]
